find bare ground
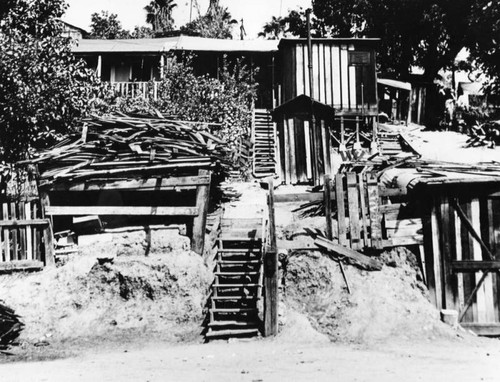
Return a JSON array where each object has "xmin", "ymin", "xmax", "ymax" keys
[{"xmin": 1, "ymin": 336, "xmax": 499, "ymax": 382}]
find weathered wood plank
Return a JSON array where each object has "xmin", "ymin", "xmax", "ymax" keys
[
  {"xmin": 347, "ymin": 173, "xmax": 361, "ymax": 250},
  {"xmin": 367, "ymin": 173, "xmax": 382, "ymax": 249},
  {"xmin": 0, "ymin": 219, "xmax": 50, "ymax": 227},
  {"xmin": 460, "ymin": 323, "xmax": 500, "ymax": 336},
  {"xmin": 430, "ymin": 200, "xmax": 443, "ymax": 310},
  {"xmin": 324, "ymin": 175, "xmax": 333, "ymax": 241},
  {"xmin": 358, "ymin": 174, "xmax": 369, "ymax": 247},
  {"xmin": 452, "ymin": 261, "xmax": 500, "ymax": 272},
  {"xmin": 2, "ymin": 203, "xmax": 10, "ymax": 262},
  {"xmin": 315, "ymin": 236, "xmax": 382, "ymax": 271},
  {"xmin": 48, "ymin": 175, "xmax": 211, "ymax": 191},
  {"xmin": 45, "ymin": 206, "xmax": 199, "ymax": 216},
  {"xmin": 0, "ymin": 260, "xmax": 44, "ymax": 272},
  {"xmin": 335, "ymin": 174, "xmax": 348, "ymax": 246},
  {"xmin": 440, "ymin": 197, "xmax": 456, "ymax": 311},
  {"xmin": 191, "ymin": 170, "xmax": 211, "ymax": 255},
  {"xmin": 264, "ymin": 177, "xmax": 278, "ymax": 337}
]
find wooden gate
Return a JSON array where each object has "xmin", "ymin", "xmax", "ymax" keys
[
  {"xmin": 423, "ymin": 186, "xmax": 500, "ymax": 335},
  {"xmin": 0, "ymin": 200, "xmax": 54, "ymax": 272}
]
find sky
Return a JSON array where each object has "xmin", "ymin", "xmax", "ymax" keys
[{"xmin": 63, "ymin": 0, "xmax": 312, "ymax": 38}]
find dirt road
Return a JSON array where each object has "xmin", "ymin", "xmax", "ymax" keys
[{"xmin": 1, "ymin": 338, "xmax": 499, "ymax": 382}]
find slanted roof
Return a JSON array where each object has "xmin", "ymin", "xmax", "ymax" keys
[
  {"xmin": 278, "ymin": 38, "xmax": 380, "ymax": 49},
  {"xmin": 272, "ymin": 94, "xmax": 336, "ymax": 122},
  {"xmin": 378, "ymin": 78, "xmax": 412, "ymax": 91},
  {"xmin": 73, "ymin": 36, "xmax": 279, "ymax": 54}
]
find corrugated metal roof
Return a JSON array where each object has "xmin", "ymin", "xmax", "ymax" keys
[{"xmin": 73, "ymin": 36, "xmax": 279, "ymax": 54}]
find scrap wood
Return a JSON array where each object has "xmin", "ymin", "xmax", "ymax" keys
[
  {"xmin": 23, "ymin": 112, "xmax": 230, "ymax": 184},
  {"xmin": 314, "ymin": 236, "xmax": 382, "ymax": 271},
  {"xmin": 0, "ymin": 303, "xmax": 24, "ymax": 351}
]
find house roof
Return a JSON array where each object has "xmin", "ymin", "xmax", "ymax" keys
[
  {"xmin": 378, "ymin": 78, "xmax": 412, "ymax": 91},
  {"xmin": 272, "ymin": 94, "xmax": 336, "ymax": 122},
  {"xmin": 73, "ymin": 36, "xmax": 279, "ymax": 54},
  {"xmin": 278, "ymin": 38, "xmax": 380, "ymax": 49}
]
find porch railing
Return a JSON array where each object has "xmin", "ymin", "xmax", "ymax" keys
[{"xmin": 108, "ymin": 81, "xmax": 161, "ymax": 100}]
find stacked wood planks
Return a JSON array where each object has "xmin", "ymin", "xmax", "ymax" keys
[{"xmin": 23, "ymin": 113, "xmax": 228, "ymax": 185}]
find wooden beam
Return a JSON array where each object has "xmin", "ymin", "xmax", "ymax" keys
[
  {"xmin": 335, "ymin": 173, "xmax": 348, "ymax": 246},
  {"xmin": 347, "ymin": 173, "xmax": 361, "ymax": 250},
  {"xmin": 264, "ymin": 178, "xmax": 278, "ymax": 337},
  {"xmin": 274, "ymin": 192, "xmax": 332, "ymax": 203},
  {"xmin": 0, "ymin": 219, "xmax": 50, "ymax": 227},
  {"xmin": 191, "ymin": 170, "xmax": 211, "ymax": 255},
  {"xmin": 45, "ymin": 206, "xmax": 199, "ymax": 216},
  {"xmin": 460, "ymin": 323, "xmax": 500, "ymax": 336},
  {"xmin": 452, "ymin": 261, "xmax": 500, "ymax": 272},
  {"xmin": 315, "ymin": 236, "xmax": 382, "ymax": 271},
  {"xmin": 0, "ymin": 260, "xmax": 44, "ymax": 273},
  {"xmin": 49, "ymin": 175, "xmax": 211, "ymax": 192}
]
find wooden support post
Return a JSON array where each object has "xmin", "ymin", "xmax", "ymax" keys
[
  {"xmin": 192, "ymin": 170, "xmax": 211, "ymax": 255},
  {"xmin": 347, "ymin": 173, "xmax": 361, "ymax": 250},
  {"xmin": 324, "ymin": 175, "xmax": 333, "ymax": 241},
  {"xmin": 264, "ymin": 178, "xmax": 278, "ymax": 337},
  {"xmin": 40, "ymin": 192, "xmax": 55, "ymax": 267},
  {"xmin": 335, "ymin": 174, "xmax": 348, "ymax": 246}
]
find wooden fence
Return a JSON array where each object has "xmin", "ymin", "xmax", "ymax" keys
[
  {"xmin": 0, "ymin": 200, "xmax": 54, "ymax": 271},
  {"xmin": 422, "ymin": 188, "xmax": 500, "ymax": 335},
  {"xmin": 43, "ymin": 170, "xmax": 211, "ymax": 255},
  {"xmin": 110, "ymin": 81, "xmax": 160, "ymax": 100}
]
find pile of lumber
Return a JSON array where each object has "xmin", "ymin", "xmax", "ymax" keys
[
  {"xmin": 23, "ymin": 113, "xmax": 228, "ymax": 185},
  {"xmin": 0, "ymin": 303, "xmax": 24, "ymax": 350}
]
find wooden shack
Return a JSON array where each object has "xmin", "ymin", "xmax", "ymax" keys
[
  {"xmin": 273, "ymin": 38, "xmax": 380, "ymax": 185},
  {"xmin": 411, "ymin": 175, "xmax": 500, "ymax": 335}
]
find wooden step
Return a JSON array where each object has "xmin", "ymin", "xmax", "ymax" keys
[
  {"xmin": 210, "ymin": 307, "xmax": 258, "ymax": 313},
  {"xmin": 211, "ymin": 295, "xmax": 260, "ymax": 301},
  {"xmin": 215, "ymin": 271, "xmax": 259, "ymax": 276},
  {"xmin": 213, "ymin": 283, "xmax": 261, "ymax": 288},
  {"xmin": 218, "ymin": 248, "xmax": 261, "ymax": 253},
  {"xmin": 208, "ymin": 320, "xmax": 259, "ymax": 327},
  {"xmin": 205, "ymin": 328, "xmax": 260, "ymax": 338},
  {"xmin": 219, "ymin": 260, "xmax": 261, "ymax": 264}
]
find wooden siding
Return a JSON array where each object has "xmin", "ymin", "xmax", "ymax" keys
[{"xmin": 281, "ymin": 41, "xmax": 378, "ymax": 115}]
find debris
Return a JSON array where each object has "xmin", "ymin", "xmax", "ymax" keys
[
  {"xmin": 0, "ymin": 302, "xmax": 24, "ymax": 350},
  {"xmin": 22, "ymin": 112, "xmax": 230, "ymax": 185},
  {"xmin": 314, "ymin": 236, "xmax": 382, "ymax": 271}
]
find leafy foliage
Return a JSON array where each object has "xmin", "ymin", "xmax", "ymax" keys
[
  {"xmin": 89, "ymin": 10, "xmax": 131, "ymax": 39},
  {"xmin": 258, "ymin": 16, "xmax": 285, "ymax": 40},
  {"xmin": 144, "ymin": 0, "xmax": 177, "ymax": 34},
  {"xmin": 155, "ymin": 55, "xmax": 257, "ymax": 161},
  {"xmin": 180, "ymin": 1, "xmax": 237, "ymax": 39},
  {"xmin": 311, "ymin": 0, "xmax": 499, "ymax": 85},
  {"xmin": 466, "ymin": 1, "xmax": 500, "ymax": 93},
  {"xmin": 0, "ymin": 0, "xmax": 97, "ymax": 161}
]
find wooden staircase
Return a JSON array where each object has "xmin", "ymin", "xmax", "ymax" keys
[
  {"xmin": 205, "ymin": 218, "xmax": 264, "ymax": 340},
  {"xmin": 252, "ymin": 109, "xmax": 276, "ymax": 178},
  {"xmin": 378, "ymin": 131, "xmax": 405, "ymax": 156}
]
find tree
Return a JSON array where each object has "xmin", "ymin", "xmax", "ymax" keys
[
  {"xmin": 311, "ymin": 0, "xmax": 496, "ymax": 84},
  {"xmin": 0, "ymin": 0, "xmax": 96, "ymax": 161},
  {"xmin": 258, "ymin": 16, "xmax": 285, "ymax": 40},
  {"xmin": 466, "ymin": 1, "xmax": 500, "ymax": 93},
  {"xmin": 90, "ymin": 10, "xmax": 130, "ymax": 39},
  {"xmin": 180, "ymin": 0, "xmax": 237, "ymax": 39},
  {"xmin": 144, "ymin": 0, "xmax": 177, "ymax": 34},
  {"xmin": 130, "ymin": 26, "xmax": 155, "ymax": 39}
]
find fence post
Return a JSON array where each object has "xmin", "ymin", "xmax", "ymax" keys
[
  {"xmin": 192, "ymin": 170, "xmax": 211, "ymax": 255},
  {"xmin": 40, "ymin": 192, "xmax": 55, "ymax": 267},
  {"xmin": 264, "ymin": 178, "xmax": 278, "ymax": 336}
]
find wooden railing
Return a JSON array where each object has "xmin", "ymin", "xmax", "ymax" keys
[
  {"xmin": 0, "ymin": 200, "xmax": 54, "ymax": 272},
  {"xmin": 108, "ymin": 81, "xmax": 161, "ymax": 100}
]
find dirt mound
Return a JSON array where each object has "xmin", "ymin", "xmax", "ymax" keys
[
  {"xmin": 282, "ymin": 247, "xmax": 460, "ymax": 345},
  {"xmin": 0, "ymin": 250, "xmax": 211, "ymax": 344}
]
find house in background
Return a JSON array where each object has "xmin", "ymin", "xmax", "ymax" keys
[
  {"xmin": 60, "ymin": 20, "xmax": 89, "ymax": 40},
  {"xmin": 71, "ymin": 35, "xmax": 380, "ymax": 185}
]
